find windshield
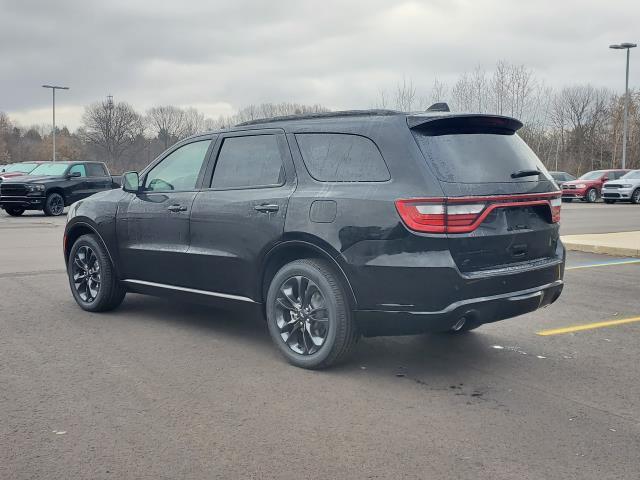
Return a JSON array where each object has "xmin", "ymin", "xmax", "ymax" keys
[
  {"xmin": 621, "ymin": 170, "xmax": 640, "ymax": 180},
  {"xmin": 4, "ymin": 162, "xmax": 40, "ymax": 173},
  {"xmin": 29, "ymin": 163, "xmax": 70, "ymax": 176},
  {"xmin": 412, "ymin": 129, "xmax": 550, "ymax": 184},
  {"xmin": 550, "ymin": 172, "xmax": 564, "ymax": 180},
  {"xmin": 579, "ymin": 170, "xmax": 605, "ymax": 180}
]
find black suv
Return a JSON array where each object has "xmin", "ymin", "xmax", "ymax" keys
[
  {"xmin": 1, "ymin": 161, "xmax": 118, "ymax": 216},
  {"xmin": 64, "ymin": 110, "xmax": 564, "ymax": 369}
]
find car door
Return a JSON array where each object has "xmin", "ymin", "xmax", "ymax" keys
[
  {"xmin": 187, "ymin": 130, "xmax": 296, "ymax": 300},
  {"xmin": 66, "ymin": 163, "xmax": 89, "ymax": 203},
  {"xmin": 116, "ymin": 137, "xmax": 214, "ymax": 285},
  {"xmin": 84, "ymin": 163, "xmax": 112, "ymax": 195}
]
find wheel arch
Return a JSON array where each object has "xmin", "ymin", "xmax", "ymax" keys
[
  {"xmin": 64, "ymin": 220, "xmax": 119, "ymax": 278},
  {"xmin": 259, "ymin": 238, "xmax": 357, "ymax": 308},
  {"xmin": 46, "ymin": 187, "xmax": 66, "ymax": 203}
]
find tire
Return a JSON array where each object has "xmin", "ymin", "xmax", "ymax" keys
[
  {"xmin": 67, "ymin": 234, "xmax": 126, "ymax": 312},
  {"xmin": 585, "ymin": 188, "xmax": 597, "ymax": 203},
  {"xmin": 632, "ymin": 188, "xmax": 640, "ymax": 205},
  {"xmin": 43, "ymin": 192, "xmax": 65, "ymax": 216},
  {"xmin": 4, "ymin": 207, "xmax": 25, "ymax": 216},
  {"xmin": 266, "ymin": 258, "xmax": 358, "ymax": 369},
  {"xmin": 604, "ymin": 199, "xmax": 616, "ymax": 204},
  {"xmin": 562, "ymin": 198, "xmax": 573, "ymax": 203},
  {"xmin": 446, "ymin": 316, "xmax": 482, "ymax": 334}
]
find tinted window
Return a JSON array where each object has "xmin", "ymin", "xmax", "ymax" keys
[
  {"xmin": 145, "ymin": 140, "xmax": 211, "ymax": 191},
  {"xmin": 296, "ymin": 133, "xmax": 390, "ymax": 182},
  {"xmin": 68, "ymin": 164, "xmax": 87, "ymax": 177},
  {"xmin": 212, "ymin": 135, "xmax": 284, "ymax": 189},
  {"xmin": 86, "ymin": 163, "xmax": 107, "ymax": 177},
  {"xmin": 412, "ymin": 129, "xmax": 549, "ymax": 184}
]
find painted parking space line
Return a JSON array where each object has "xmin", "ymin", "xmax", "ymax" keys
[
  {"xmin": 566, "ymin": 259, "xmax": 640, "ymax": 270},
  {"xmin": 537, "ymin": 316, "xmax": 640, "ymax": 336}
]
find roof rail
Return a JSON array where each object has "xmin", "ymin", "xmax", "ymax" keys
[{"xmin": 235, "ymin": 109, "xmax": 402, "ymax": 127}]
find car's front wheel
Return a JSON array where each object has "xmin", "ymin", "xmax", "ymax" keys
[
  {"xmin": 44, "ymin": 192, "xmax": 65, "ymax": 216},
  {"xmin": 585, "ymin": 188, "xmax": 598, "ymax": 203},
  {"xmin": 67, "ymin": 234, "xmax": 126, "ymax": 312},
  {"xmin": 632, "ymin": 188, "xmax": 640, "ymax": 205},
  {"xmin": 266, "ymin": 259, "xmax": 358, "ymax": 369},
  {"xmin": 4, "ymin": 207, "xmax": 25, "ymax": 216}
]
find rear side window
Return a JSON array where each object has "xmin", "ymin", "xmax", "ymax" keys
[
  {"xmin": 296, "ymin": 133, "xmax": 390, "ymax": 182},
  {"xmin": 412, "ymin": 126, "xmax": 548, "ymax": 184},
  {"xmin": 86, "ymin": 163, "xmax": 107, "ymax": 176},
  {"xmin": 212, "ymin": 135, "xmax": 284, "ymax": 189}
]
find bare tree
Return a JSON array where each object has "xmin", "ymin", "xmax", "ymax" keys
[
  {"xmin": 146, "ymin": 106, "xmax": 186, "ymax": 149},
  {"xmin": 181, "ymin": 108, "xmax": 206, "ymax": 137},
  {"xmin": 81, "ymin": 100, "xmax": 143, "ymax": 170}
]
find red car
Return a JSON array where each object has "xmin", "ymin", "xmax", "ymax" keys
[
  {"xmin": 0, "ymin": 161, "xmax": 48, "ymax": 181},
  {"xmin": 562, "ymin": 169, "xmax": 630, "ymax": 203}
]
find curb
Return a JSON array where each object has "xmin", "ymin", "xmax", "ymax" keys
[{"xmin": 562, "ymin": 241, "xmax": 640, "ymax": 258}]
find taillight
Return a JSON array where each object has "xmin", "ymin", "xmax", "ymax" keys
[
  {"xmin": 550, "ymin": 197, "xmax": 561, "ymax": 223},
  {"xmin": 395, "ymin": 193, "xmax": 561, "ymax": 234}
]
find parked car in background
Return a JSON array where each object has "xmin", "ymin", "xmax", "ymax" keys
[
  {"xmin": 602, "ymin": 170, "xmax": 640, "ymax": 204},
  {"xmin": 561, "ymin": 169, "xmax": 630, "ymax": 202},
  {"xmin": 549, "ymin": 171, "xmax": 576, "ymax": 188},
  {"xmin": 63, "ymin": 109, "xmax": 564, "ymax": 369},
  {"xmin": 0, "ymin": 161, "xmax": 120, "ymax": 216},
  {"xmin": 0, "ymin": 161, "xmax": 47, "ymax": 182}
]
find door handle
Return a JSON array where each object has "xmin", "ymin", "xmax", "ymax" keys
[
  {"xmin": 167, "ymin": 204, "xmax": 187, "ymax": 212},
  {"xmin": 254, "ymin": 203, "xmax": 279, "ymax": 213}
]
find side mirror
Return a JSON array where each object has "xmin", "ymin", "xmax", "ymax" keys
[
  {"xmin": 122, "ymin": 171, "xmax": 140, "ymax": 193},
  {"xmin": 68, "ymin": 171, "xmax": 81, "ymax": 178}
]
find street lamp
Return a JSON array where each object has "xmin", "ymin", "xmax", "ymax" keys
[
  {"xmin": 42, "ymin": 84, "xmax": 70, "ymax": 161},
  {"xmin": 609, "ymin": 43, "xmax": 636, "ymax": 170}
]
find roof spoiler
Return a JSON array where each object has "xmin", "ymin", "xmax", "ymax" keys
[{"xmin": 407, "ymin": 114, "xmax": 523, "ymax": 133}]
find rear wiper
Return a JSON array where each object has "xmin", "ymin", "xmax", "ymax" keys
[{"xmin": 511, "ymin": 169, "xmax": 542, "ymax": 179}]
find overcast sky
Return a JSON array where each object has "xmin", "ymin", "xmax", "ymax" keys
[{"xmin": 1, "ymin": 0, "xmax": 638, "ymax": 129}]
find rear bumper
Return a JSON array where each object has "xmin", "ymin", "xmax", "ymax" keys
[
  {"xmin": 0, "ymin": 196, "xmax": 45, "ymax": 209},
  {"xmin": 355, "ymin": 280, "xmax": 563, "ymax": 336}
]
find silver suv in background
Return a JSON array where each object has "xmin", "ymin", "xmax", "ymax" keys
[{"xmin": 602, "ymin": 170, "xmax": 640, "ymax": 204}]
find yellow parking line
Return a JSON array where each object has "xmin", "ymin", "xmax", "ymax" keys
[{"xmin": 537, "ymin": 316, "xmax": 640, "ymax": 336}]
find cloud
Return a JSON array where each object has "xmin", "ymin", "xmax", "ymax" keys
[{"xmin": 1, "ymin": 0, "xmax": 637, "ymax": 129}]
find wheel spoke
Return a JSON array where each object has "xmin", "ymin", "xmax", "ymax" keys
[{"xmin": 71, "ymin": 245, "xmax": 101, "ymax": 303}]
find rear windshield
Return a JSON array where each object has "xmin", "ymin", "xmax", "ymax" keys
[{"xmin": 412, "ymin": 129, "xmax": 549, "ymax": 184}]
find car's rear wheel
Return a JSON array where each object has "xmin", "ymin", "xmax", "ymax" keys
[
  {"xmin": 585, "ymin": 188, "xmax": 597, "ymax": 203},
  {"xmin": 44, "ymin": 192, "xmax": 65, "ymax": 216},
  {"xmin": 67, "ymin": 234, "xmax": 126, "ymax": 312},
  {"xmin": 632, "ymin": 188, "xmax": 640, "ymax": 205},
  {"xmin": 4, "ymin": 207, "xmax": 25, "ymax": 216},
  {"xmin": 266, "ymin": 259, "xmax": 358, "ymax": 369}
]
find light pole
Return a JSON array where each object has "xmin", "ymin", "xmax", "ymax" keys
[
  {"xmin": 42, "ymin": 85, "xmax": 69, "ymax": 161},
  {"xmin": 609, "ymin": 43, "xmax": 636, "ymax": 170}
]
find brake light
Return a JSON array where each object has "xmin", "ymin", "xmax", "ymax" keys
[{"xmin": 395, "ymin": 192, "xmax": 561, "ymax": 234}]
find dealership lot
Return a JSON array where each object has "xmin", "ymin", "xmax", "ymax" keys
[{"xmin": 1, "ymin": 204, "xmax": 639, "ymax": 479}]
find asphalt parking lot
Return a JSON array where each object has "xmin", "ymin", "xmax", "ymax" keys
[{"xmin": 1, "ymin": 203, "xmax": 639, "ymax": 479}]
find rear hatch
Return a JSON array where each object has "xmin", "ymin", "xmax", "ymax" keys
[{"xmin": 401, "ymin": 114, "xmax": 561, "ymax": 274}]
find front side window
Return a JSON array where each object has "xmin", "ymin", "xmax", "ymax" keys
[
  {"xmin": 68, "ymin": 164, "xmax": 87, "ymax": 177},
  {"xmin": 145, "ymin": 140, "xmax": 211, "ymax": 192},
  {"xmin": 211, "ymin": 135, "xmax": 284, "ymax": 189},
  {"xmin": 296, "ymin": 133, "xmax": 390, "ymax": 182}
]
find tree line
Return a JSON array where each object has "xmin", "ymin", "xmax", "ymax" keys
[{"xmin": 1, "ymin": 61, "xmax": 638, "ymax": 174}]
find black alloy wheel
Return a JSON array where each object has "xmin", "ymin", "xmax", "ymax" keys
[
  {"xmin": 274, "ymin": 275, "xmax": 330, "ymax": 355},
  {"xmin": 44, "ymin": 192, "xmax": 65, "ymax": 216},
  {"xmin": 72, "ymin": 245, "xmax": 101, "ymax": 303}
]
